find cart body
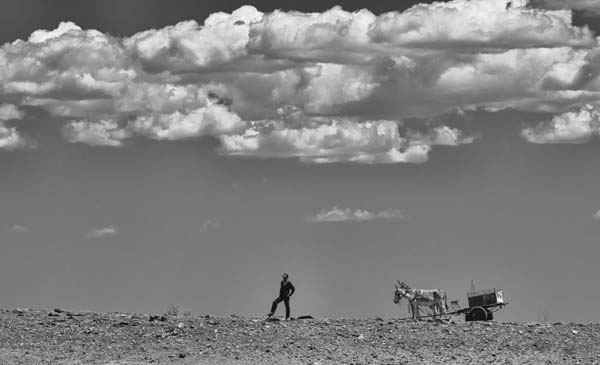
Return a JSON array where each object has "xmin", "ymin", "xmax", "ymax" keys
[{"xmin": 464, "ymin": 288, "xmax": 505, "ymax": 321}]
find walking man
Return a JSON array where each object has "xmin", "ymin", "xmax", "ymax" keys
[{"xmin": 267, "ymin": 273, "xmax": 295, "ymax": 319}]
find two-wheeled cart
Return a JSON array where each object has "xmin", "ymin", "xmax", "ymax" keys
[
  {"xmin": 455, "ymin": 288, "xmax": 507, "ymax": 321},
  {"xmin": 399, "ymin": 288, "xmax": 508, "ymax": 321}
]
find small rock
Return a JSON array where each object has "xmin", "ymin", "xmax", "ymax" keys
[{"xmin": 149, "ymin": 315, "xmax": 167, "ymax": 322}]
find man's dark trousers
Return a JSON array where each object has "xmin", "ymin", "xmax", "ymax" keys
[{"xmin": 270, "ymin": 296, "xmax": 290, "ymax": 318}]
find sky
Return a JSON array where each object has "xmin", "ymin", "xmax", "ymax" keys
[{"xmin": 2, "ymin": 0, "xmax": 600, "ymax": 323}]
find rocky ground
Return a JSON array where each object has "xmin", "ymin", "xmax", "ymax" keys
[{"xmin": 0, "ymin": 308, "xmax": 599, "ymax": 364}]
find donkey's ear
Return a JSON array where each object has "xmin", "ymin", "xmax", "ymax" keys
[{"xmin": 397, "ymin": 280, "xmax": 402, "ymax": 286}]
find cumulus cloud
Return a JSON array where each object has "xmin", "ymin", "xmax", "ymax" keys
[
  {"xmin": 531, "ymin": 0, "xmax": 600, "ymax": 15},
  {"xmin": 521, "ymin": 104, "xmax": 600, "ymax": 143},
  {"xmin": 63, "ymin": 119, "xmax": 131, "ymax": 147},
  {"xmin": 220, "ymin": 119, "xmax": 411, "ymax": 163},
  {"xmin": 125, "ymin": 6, "xmax": 264, "ymax": 72},
  {"xmin": 369, "ymin": 0, "xmax": 593, "ymax": 50},
  {"xmin": 219, "ymin": 110, "xmax": 474, "ymax": 163},
  {"xmin": 2, "ymin": 0, "xmax": 600, "ymax": 158},
  {"xmin": 0, "ymin": 103, "xmax": 24, "ymax": 121},
  {"xmin": 28, "ymin": 21, "xmax": 83, "ymax": 43},
  {"xmin": 307, "ymin": 207, "xmax": 405, "ymax": 222},
  {"xmin": 85, "ymin": 226, "xmax": 118, "ymax": 239},
  {"xmin": 130, "ymin": 104, "xmax": 244, "ymax": 140},
  {"xmin": 249, "ymin": 1, "xmax": 593, "ymax": 62},
  {"xmin": 0, "ymin": 104, "xmax": 33, "ymax": 150},
  {"xmin": 0, "ymin": 124, "xmax": 29, "ymax": 151}
]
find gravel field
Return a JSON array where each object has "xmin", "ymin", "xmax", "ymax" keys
[{"xmin": 1, "ymin": 308, "xmax": 599, "ymax": 364}]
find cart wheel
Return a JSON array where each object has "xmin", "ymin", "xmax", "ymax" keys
[{"xmin": 469, "ymin": 306, "xmax": 488, "ymax": 321}]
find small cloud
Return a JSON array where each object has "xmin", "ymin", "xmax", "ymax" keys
[
  {"xmin": 63, "ymin": 118, "xmax": 131, "ymax": 147},
  {"xmin": 0, "ymin": 104, "xmax": 34, "ymax": 151},
  {"xmin": 200, "ymin": 219, "xmax": 220, "ymax": 232},
  {"xmin": 521, "ymin": 104, "xmax": 600, "ymax": 144},
  {"xmin": 10, "ymin": 224, "xmax": 29, "ymax": 233},
  {"xmin": 0, "ymin": 104, "xmax": 24, "ymax": 121},
  {"xmin": 85, "ymin": 226, "xmax": 118, "ymax": 239},
  {"xmin": 375, "ymin": 209, "xmax": 406, "ymax": 220},
  {"xmin": 594, "ymin": 209, "xmax": 600, "ymax": 220},
  {"xmin": 307, "ymin": 207, "xmax": 405, "ymax": 223}
]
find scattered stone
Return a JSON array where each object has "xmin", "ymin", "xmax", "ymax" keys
[{"xmin": 0, "ymin": 310, "xmax": 598, "ymax": 364}]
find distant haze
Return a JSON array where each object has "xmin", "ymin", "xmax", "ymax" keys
[{"xmin": 1, "ymin": 0, "xmax": 600, "ymax": 323}]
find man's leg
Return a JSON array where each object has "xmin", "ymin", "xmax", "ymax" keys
[
  {"xmin": 284, "ymin": 297, "xmax": 290, "ymax": 319},
  {"xmin": 269, "ymin": 297, "xmax": 283, "ymax": 316}
]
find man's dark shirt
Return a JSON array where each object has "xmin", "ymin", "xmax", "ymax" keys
[{"xmin": 279, "ymin": 280, "xmax": 295, "ymax": 297}]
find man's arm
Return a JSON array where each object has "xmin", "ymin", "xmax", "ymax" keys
[{"xmin": 288, "ymin": 283, "xmax": 295, "ymax": 297}]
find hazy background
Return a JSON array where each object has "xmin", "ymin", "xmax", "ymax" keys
[{"xmin": 1, "ymin": 0, "xmax": 600, "ymax": 323}]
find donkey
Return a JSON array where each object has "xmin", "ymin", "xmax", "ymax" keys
[{"xmin": 394, "ymin": 281, "xmax": 448, "ymax": 320}]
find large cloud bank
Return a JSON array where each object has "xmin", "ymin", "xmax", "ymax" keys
[{"xmin": 1, "ymin": 0, "xmax": 600, "ymax": 159}]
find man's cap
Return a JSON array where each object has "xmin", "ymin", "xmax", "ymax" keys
[{"xmin": 282, "ymin": 273, "xmax": 289, "ymax": 278}]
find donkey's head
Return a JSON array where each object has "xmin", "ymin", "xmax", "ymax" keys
[{"xmin": 394, "ymin": 281, "xmax": 408, "ymax": 304}]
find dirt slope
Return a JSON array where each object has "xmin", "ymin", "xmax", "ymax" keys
[{"xmin": 1, "ymin": 308, "xmax": 598, "ymax": 364}]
